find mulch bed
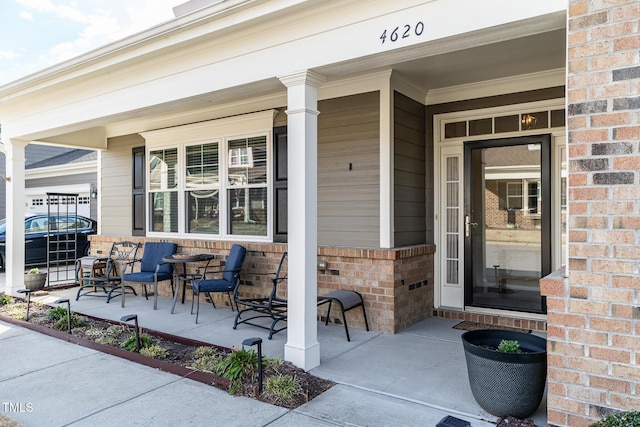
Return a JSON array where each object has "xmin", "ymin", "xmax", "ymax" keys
[
  {"xmin": 0, "ymin": 296, "xmax": 333, "ymax": 409},
  {"xmin": 496, "ymin": 416, "xmax": 539, "ymax": 426}
]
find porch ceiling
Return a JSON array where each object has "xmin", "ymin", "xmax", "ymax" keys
[
  {"xmin": 2, "ymin": 7, "xmax": 566, "ymax": 147},
  {"xmin": 313, "ymin": 13, "xmax": 566, "ymax": 92},
  {"xmin": 55, "ymin": 26, "xmax": 566, "ymax": 147}
]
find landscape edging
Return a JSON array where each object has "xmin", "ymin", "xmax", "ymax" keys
[{"xmin": 0, "ymin": 312, "xmax": 231, "ymax": 389}]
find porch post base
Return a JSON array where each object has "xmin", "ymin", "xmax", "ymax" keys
[{"xmin": 284, "ymin": 341, "xmax": 320, "ymax": 371}]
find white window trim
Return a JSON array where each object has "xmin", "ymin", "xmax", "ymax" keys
[{"xmin": 141, "ymin": 110, "xmax": 276, "ymax": 242}]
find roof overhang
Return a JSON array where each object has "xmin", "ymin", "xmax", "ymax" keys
[{"xmin": 0, "ymin": 0, "xmax": 567, "ymax": 146}]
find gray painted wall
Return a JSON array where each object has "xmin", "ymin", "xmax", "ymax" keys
[
  {"xmin": 317, "ymin": 91, "xmax": 380, "ymax": 247},
  {"xmin": 394, "ymin": 92, "xmax": 427, "ymax": 246}
]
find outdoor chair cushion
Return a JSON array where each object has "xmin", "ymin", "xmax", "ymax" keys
[{"xmin": 122, "ymin": 271, "xmax": 173, "ymax": 283}]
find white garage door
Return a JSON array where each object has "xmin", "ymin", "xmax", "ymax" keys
[{"xmin": 26, "ymin": 184, "xmax": 91, "ymax": 218}]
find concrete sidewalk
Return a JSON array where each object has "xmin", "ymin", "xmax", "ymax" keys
[
  {"xmin": 1, "ymin": 279, "xmax": 545, "ymax": 426},
  {"xmin": 0, "ymin": 320, "xmax": 494, "ymax": 427}
]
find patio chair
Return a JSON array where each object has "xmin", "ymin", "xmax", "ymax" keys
[
  {"xmin": 121, "ymin": 242, "xmax": 178, "ymax": 309},
  {"xmin": 317, "ymin": 290, "xmax": 369, "ymax": 341},
  {"xmin": 191, "ymin": 244, "xmax": 247, "ymax": 323},
  {"xmin": 233, "ymin": 252, "xmax": 287, "ymax": 339},
  {"xmin": 75, "ymin": 241, "xmax": 140, "ymax": 302}
]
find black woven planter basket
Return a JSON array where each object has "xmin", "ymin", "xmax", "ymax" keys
[{"xmin": 462, "ymin": 329, "xmax": 547, "ymax": 419}]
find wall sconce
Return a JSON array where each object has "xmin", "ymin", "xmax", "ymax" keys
[
  {"xmin": 90, "ymin": 185, "xmax": 97, "ymax": 199},
  {"xmin": 1, "ymin": 175, "xmax": 10, "ymax": 182},
  {"xmin": 317, "ymin": 260, "xmax": 327, "ymax": 271},
  {"xmin": 521, "ymin": 114, "xmax": 537, "ymax": 130}
]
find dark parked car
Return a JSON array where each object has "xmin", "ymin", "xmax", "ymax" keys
[{"xmin": 0, "ymin": 214, "xmax": 97, "ymax": 271}]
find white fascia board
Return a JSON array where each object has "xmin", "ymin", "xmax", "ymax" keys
[
  {"xmin": 0, "ymin": 0, "xmax": 295, "ymax": 97},
  {"xmin": 25, "ymin": 161, "xmax": 97, "ymax": 180}
]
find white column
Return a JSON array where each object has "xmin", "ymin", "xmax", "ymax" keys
[
  {"xmin": 278, "ymin": 70, "xmax": 325, "ymax": 371},
  {"xmin": 380, "ymin": 76, "xmax": 394, "ymax": 249},
  {"xmin": 4, "ymin": 139, "xmax": 28, "ymax": 295}
]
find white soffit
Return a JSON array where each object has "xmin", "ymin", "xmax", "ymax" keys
[{"xmin": 426, "ymin": 69, "xmax": 566, "ymax": 105}]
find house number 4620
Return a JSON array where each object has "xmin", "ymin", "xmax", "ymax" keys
[{"xmin": 380, "ymin": 22, "xmax": 424, "ymax": 44}]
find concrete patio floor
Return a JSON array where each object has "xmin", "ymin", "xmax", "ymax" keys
[{"xmin": 1, "ymin": 275, "xmax": 547, "ymax": 426}]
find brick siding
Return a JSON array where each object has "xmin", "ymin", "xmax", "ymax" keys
[
  {"xmin": 88, "ymin": 236, "xmax": 434, "ymax": 334},
  {"xmin": 544, "ymin": 2, "xmax": 640, "ymax": 426}
]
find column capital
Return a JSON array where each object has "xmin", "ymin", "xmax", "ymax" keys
[{"xmin": 278, "ymin": 70, "xmax": 326, "ymax": 89}]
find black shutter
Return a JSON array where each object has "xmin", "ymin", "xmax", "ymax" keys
[
  {"xmin": 132, "ymin": 146, "xmax": 146, "ymax": 236},
  {"xmin": 274, "ymin": 126, "xmax": 287, "ymax": 242},
  {"xmin": 498, "ymin": 181, "xmax": 506, "ymax": 210}
]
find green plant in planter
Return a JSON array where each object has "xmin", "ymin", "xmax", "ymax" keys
[
  {"xmin": 0, "ymin": 294, "xmax": 13, "ymax": 305},
  {"xmin": 462, "ymin": 330, "xmax": 547, "ymax": 419},
  {"xmin": 497, "ymin": 339, "xmax": 522, "ymax": 353},
  {"xmin": 590, "ymin": 411, "xmax": 640, "ymax": 427},
  {"xmin": 24, "ymin": 267, "xmax": 48, "ymax": 290}
]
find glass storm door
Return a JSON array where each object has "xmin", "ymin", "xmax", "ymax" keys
[{"xmin": 464, "ymin": 136, "xmax": 550, "ymax": 313}]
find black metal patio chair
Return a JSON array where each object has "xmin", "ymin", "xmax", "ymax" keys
[
  {"xmin": 75, "ymin": 241, "xmax": 140, "ymax": 302},
  {"xmin": 233, "ymin": 251, "xmax": 288, "ymax": 339}
]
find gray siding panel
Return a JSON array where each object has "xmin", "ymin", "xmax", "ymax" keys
[
  {"xmin": 101, "ymin": 134, "xmax": 144, "ymax": 237},
  {"xmin": 318, "ymin": 92, "xmax": 380, "ymax": 248},
  {"xmin": 394, "ymin": 92, "xmax": 426, "ymax": 246}
]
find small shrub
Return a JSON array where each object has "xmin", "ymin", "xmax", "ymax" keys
[
  {"xmin": 47, "ymin": 308, "xmax": 87, "ymax": 331},
  {"xmin": 189, "ymin": 346, "xmax": 226, "ymax": 373},
  {"xmin": 264, "ymin": 374, "xmax": 302, "ymax": 405},
  {"xmin": 265, "ymin": 357, "xmax": 283, "ymax": 369},
  {"xmin": 188, "ymin": 354, "xmax": 224, "ymax": 373},
  {"xmin": 106, "ymin": 325, "xmax": 128, "ymax": 336},
  {"xmin": 3, "ymin": 303, "xmax": 26, "ymax": 319},
  {"xmin": 194, "ymin": 346, "xmax": 219, "ymax": 358},
  {"xmin": 85, "ymin": 326, "xmax": 121, "ymax": 345},
  {"xmin": 47, "ymin": 307, "xmax": 67, "ymax": 321},
  {"xmin": 53, "ymin": 314, "xmax": 87, "ymax": 330},
  {"xmin": 217, "ymin": 348, "xmax": 261, "ymax": 395},
  {"xmin": 590, "ymin": 411, "xmax": 640, "ymax": 427},
  {"xmin": 140, "ymin": 344, "xmax": 168, "ymax": 359},
  {"xmin": 497, "ymin": 339, "xmax": 522, "ymax": 353},
  {"xmin": 120, "ymin": 333, "xmax": 154, "ymax": 352},
  {"xmin": 0, "ymin": 295, "xmax": 13, "ymax": 305}
]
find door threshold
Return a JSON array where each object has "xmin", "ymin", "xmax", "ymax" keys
[
  {"xmin": 464, "ymin": 306, "xmax": 547, "ymax": 321},
  {"xmin": 433, "ymin": 307, "xmax": 547, "ymax": 332}
]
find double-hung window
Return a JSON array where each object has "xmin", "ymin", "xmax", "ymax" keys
[{"xmin": 142, "ymin": 111, "xmax": 274, "ymax": 241}]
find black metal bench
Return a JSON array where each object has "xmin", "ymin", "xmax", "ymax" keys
[{"xmin": 317, "ymin": 290, "xmax": 369, "ymax": 341}]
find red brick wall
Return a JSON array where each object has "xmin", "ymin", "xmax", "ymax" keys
[
  {"xmin": 544, "ymin": 2, "xmax": 640, "ymax": 426},
  {"xmin": 88, "ymin": 236, "xmax": 434, "ymax": 333}
]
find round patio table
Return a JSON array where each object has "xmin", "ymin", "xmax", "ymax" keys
[{"xmin": 163, "ymin": 253, "xmax": 215, "ymax": 314}]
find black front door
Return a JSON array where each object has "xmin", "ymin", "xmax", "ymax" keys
[{"xmin": 464, "ymin": 135, "xmax": 550, "ymax": 313}]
